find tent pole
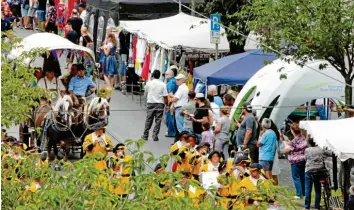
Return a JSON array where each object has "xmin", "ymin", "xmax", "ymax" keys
[
  {"xmin": 191, "ymin": 0, "xmax": 195, "ymax": 16},
  {"xmin": 332, "ymin": 153, "xmax": 338, "ymax": 190},
  {"xmin": 343, "ymin": 160, "xmax": 349, "ymax": 209},
  {"xmin": 179, "ymin": 0, "xmax": 181, "ymax": 13}
]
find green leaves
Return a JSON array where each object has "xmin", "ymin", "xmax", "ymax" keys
[
  {"xmin": 1, "ymin": 32, "xmax": 48, "ymax": 128},
  {"xmin": 2, "ymin": 140, "xmax": 296, "ymax": 209},
  {"xmin": 236, "ymin": 0, "xmax": 354, "ymax": 105}
]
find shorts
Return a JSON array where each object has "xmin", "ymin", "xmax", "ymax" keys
[
  {"xmin": 28, "ymin": 8, "xmax": 36, "ymax": 17},
  {"xmin": 37, "ymin": 10, "xmax": 46, "ymax": 22},
  {"xmin": 21, "ymin": 4, "xmax": 29, "ymax": 17},
  {"xmin": 259, "ymin": 160, "xmax": 274, "ymax": 171}
]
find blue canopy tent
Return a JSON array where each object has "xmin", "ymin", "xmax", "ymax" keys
[{"xmin": 193, "ymin": 49, "xmax": 277, "ymax": 86}]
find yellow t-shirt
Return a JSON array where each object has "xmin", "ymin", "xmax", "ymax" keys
[{"xmin": 83, "ymin": 132, "xmax": 113, "ymax": 157}]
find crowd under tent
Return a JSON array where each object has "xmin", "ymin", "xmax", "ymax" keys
[
  {"xmin": 193, "ymin": 49, "xmax": 276, "ymax": 86},
  {"xmin": 230, "ymin": 58, "xmax": 354, "ymax": 128},
  {"xmin": 119, "ymin": 12, "xmax": 229, "ymax": 53}
]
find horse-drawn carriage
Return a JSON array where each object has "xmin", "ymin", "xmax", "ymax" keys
[{"xmin": 10, "ymin": 33, "xmax": 110, "ymax": 159}]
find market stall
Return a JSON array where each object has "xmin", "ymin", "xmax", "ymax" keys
[
  {"xmin": 119, "ymin": 12, "xmax": 229, "ymax": 53},
  {"xmin": 193, "ymin": 49, "xmax": 276, "ymax": 86},
  {"xmin": 300, "ymin": 118, "xmax": 354, "ymax": 209},
  {"xmin": 299, "ymin": 118, "xmax": 354, "ymax": 161}
]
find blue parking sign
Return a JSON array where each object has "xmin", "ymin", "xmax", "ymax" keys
[{"xmin": 210, "ymin": 14, "xmax": 221, "ymax": 32}]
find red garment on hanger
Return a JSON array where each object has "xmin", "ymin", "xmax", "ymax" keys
[{"xmin": 142, "ymin": 46, "xmax": 151, "ymax": 80}]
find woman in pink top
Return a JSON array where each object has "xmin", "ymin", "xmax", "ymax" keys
[{"xmin": 281, "ymin": 123, "xmax": 307, "ymax": 199}]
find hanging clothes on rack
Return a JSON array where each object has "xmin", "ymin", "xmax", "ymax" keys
[
  {"xmin": 135, "ymin": 38, "xmax": 147, "ymax": 77},
  {"xmin": 159, "ymin": 49, "xmax": 166, "ymax": 79},
  {"xmin": 142, "ymin": 45, "xmax": 151, "ymax": 80},
  {"xmin": 132, "ymin": 36, "xmax": 138, "ymax": 66},
  {"xmin": 151, "ymin": 47, "xmax": 161, "ymax": 76},
  {"xmin": 128, "ymin": 34, "xmax": 134, "ymax": 68},
  {"xmin": 179, "ymin": 52, "xmax": 186, "ymax": 70}
]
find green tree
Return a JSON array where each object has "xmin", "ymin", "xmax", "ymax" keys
[
  {"xmin": 1, "ymin": 139, "xmax": 296, "ymax": 210},
  {"xmin": 197, "ymin": 0, "xmax": 253, "ymax": 54},
  {"xmin": 239, "ymin": 0, "xmax": 354, "ymax": 112},
  {"xmin": 1, "ymin": 32, "xmax": 47, "ymax": 127}
]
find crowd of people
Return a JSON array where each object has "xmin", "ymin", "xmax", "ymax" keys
[
  {"xmin": 141, "ymin": 67, "xmax": 354, "ymax": 209},
  {"xmin": 1, "ymin": 0, "xmax": 88, "ymax": 35}
]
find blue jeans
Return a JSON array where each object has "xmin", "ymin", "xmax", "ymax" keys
[
  {"xmin": 165, "ymin": 110, "xmax": 176, "ymax": 137},
  {"xmin": 305, "ymin": 171, "xmax": 321, "ymax": 209},
  {"xmin": 291, "ymin": 161, "xmax": 306, "ymax": 197},
  {"xmin": 174, "ymin": 107, "xmax": 184, "ymax": 133}
]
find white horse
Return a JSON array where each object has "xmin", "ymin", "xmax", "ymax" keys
[
  {"xmin": 53, "ymin": 95, "xmax": 74, "ymax": 126},
  {"xmin": 85, "ymin": 97, "xmax": 110, "ymax": 128}
]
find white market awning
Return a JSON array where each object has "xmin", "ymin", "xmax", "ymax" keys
[
  {"xmin": 300, "ymin": 117, "xmax": 354, "ymax": 161},
  {"xmin": 120, "ymin": 12, "xmax": 230, "ymax": 53},
  {"xmin": 9, "ymin": 33, "xmax": 95, "ymax": 61}
]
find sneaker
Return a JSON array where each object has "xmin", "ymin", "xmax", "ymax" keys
[
  {"xmin": 141, "ymin": 135, "xmax": 148, "ymax": 141},
  {"xmin": 293, "ymin": 196, "xmax": 301, "ymax": 200},
  {"xmin": 153, "ymin": 137, "xmax": 159, "ymax": 142}
]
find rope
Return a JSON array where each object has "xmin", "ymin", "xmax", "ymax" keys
[{"xmin": 24, "ymin": 104, "xmax": 354, "ymax": 113}]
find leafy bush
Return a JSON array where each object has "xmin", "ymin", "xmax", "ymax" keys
[{"xmin": 2, "ymin": 139, "xmax": 296, "ymax": 210}]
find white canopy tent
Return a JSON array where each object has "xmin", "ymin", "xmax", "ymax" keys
[
  {"xmin": 119, "ymin": 12, "xmax": 229, "ymax": 53},
  {"xmin": 300, "ymin": 118, "xmax": 354, "ymax": 161},
  {"xmin": 9, "ymin": 33, "xmax": 95, "ymax": 62},
  {"xmin": 230, "ymin": 58, "xmax": 354, "ymax": 128}
]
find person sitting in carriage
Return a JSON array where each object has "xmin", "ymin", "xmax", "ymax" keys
[
  {"xmin": 68, "ymin": 64, "xmax": 96, "ymax": 106},
  {"xmin": 37, "ymin": 68, "xmax": 66, "ymax": 105}
]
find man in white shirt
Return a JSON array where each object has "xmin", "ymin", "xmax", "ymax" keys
[
  {"xmin": 142, "ymin": 70, "xmax": 168, "ymax": 142},
  {"xmin": 37, "ymin": 69, "xmax": 66, "ymax": 105},
  {"xmin": 170, "ymin": 74, "xmax": 189, "ymax": 138},
  {"xmin": 78, "ymin": 3, "xmax": 87, "ymax": 25}
]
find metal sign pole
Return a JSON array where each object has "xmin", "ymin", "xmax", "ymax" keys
[
  {"xmin": 179, "ymin": 0, "xmax": 181, "ymax": 13},
  {"xmin": 210, "ymin": 14, "xmax": 221, "ymax": 61}
]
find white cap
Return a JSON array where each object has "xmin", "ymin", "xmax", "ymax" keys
[
  {"xmin": 262, "ymin": 118, "xmax": 272, "ymax": 129},
  {"xmin": 195, "ymin": 93, "xmax": 205, "ymax": 99},
  {"xmin": 175, "ymin": 74, "xmax": 186, "ymax": 80}
]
